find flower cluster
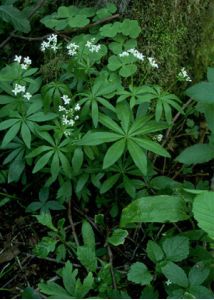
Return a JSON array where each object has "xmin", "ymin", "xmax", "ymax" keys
[
  {"xmin": 14, "ymin": 55, "xmax": 32, "ymax": 70},
  {"xmin": 12, "ymin": 84, "xmax": 32, "ymax": 100},
  {"xmin": 119, "ymin": 48, "xmax": 145, "ymax": 62},
  {"xmin": 119, "ymin": 48, "xmax": 158, "ymax": 68},
  {"xmin": 41, "ymin": 34, "xmax": 58, "ymax": 52},
  {"xmin": 148, "ymin": 57, "xmax": 159, "ymax": 68},
  {"xmin": 86, "ymin": 38, "xmax": 101, "ymax": 53},
  {"xmin": 66, "ymin": 42, "xmax": 79, "ymax": 56},
  {"xmin": 59, "ymin": 95, "xmax": 81, "ymax": 132},
  {"xmin": 153, "ymin": 134, "xmax": 163, "ymax": 142},
  {"xmin": 177, "ymin": 67, "xmax": 192, "ymax": 82}
]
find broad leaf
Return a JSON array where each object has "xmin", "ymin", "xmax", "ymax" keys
[
  {"xmin": 192, "ymin": 191, "xmax": 214, "ymax": 239},
  {"xmin": 162, "ymin": 236, "xmax": 189, "ymax": 262},
  {"xmin": 161, "ymin": 262, "xmax": 188, "ymax": 288},
  {"xmin": 127, "ymin": 262, "xmax": 152, "ymax": 285},
  {"xmin": 120, "ymin": 195, "xmax": 188, "ymax": 227},
  {"xmin": 107, "ymin": 229, "xmax": 128, "ymax": 246},
  {"xmin": 176, "ymin": 144, "xmax": 214, "ymax": 164}
]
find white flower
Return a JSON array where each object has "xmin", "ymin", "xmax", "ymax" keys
[
  {"xmin": 23, "ymin": 56, "xmax": 32, "ymax": 65},
  {"xmin": 23, "ymin": 92, "xmax": 32, "ymax": 101},
  {"xmin": 67, "ymin": 42, "xmax": 79, "ymax": 56},
  {"xmin": 86, "ymin": 39, "xmax": 101, "ymax": 53},
  {"xmin": 128, "ymin": 48, "xmax": 145, "ymax": 61},
  {"xmin": 51, "ymin": 44, "xmax": 58, "ymax": 52},
  {"xmin": 178, "ymin": 67, "xmax": 192, "ymax": 82},
  {"xmin": 74, "ymin": 115, "xmax": 79, "ymax": 120},
  {"xmin": 61, "ymin": 95, "xmax": 71, "ymax": 105},
  {"xmin": 148, "ymin": 57, "xmax": 159, "ymax": 68},
  {"xmin": 165, "ymin": 279, "xmax": 172, "ymax": 286},
  {"xmin": 21, "ymin": 64, "xmax": 28, "ymax": 70},
  {"xmin": 59, "ymin": 105, "xmax": 66, "ymax": 112},
  {"xmin": 14, "ymin": 55, "xmax": 22, "ymax": 63},
  {"xmin": 12, "ymin": 84, "xmax": 26, "ymax": 96},
  {"xmin": 47, "ymin": 34, "xmax": 57, "ymax": 43},
  {"xmin": 156, "ymin": 134, "xmax": 163, "ymax": 142},
  {"xmin": 41, "ymin": 41, "xmax": 49, "ymax": 52},
  {"xmin": 119, "ymin": 51, "xmax": 130, "ymax": 57},
  {"xmin": 74, "ymin": 103, "xmax": 81, "ymax": 111},
  {"xmin": 41, "ymin": 34, "xmax": 58, "ymax": 52},
  {"xmin": 62, "ymin": 115, "xmax": 75, "ymax": 126}
]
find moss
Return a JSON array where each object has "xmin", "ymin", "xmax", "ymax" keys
[{"xmin": 128, "ymin": 0, "xmax": 212, "ymax": 90}]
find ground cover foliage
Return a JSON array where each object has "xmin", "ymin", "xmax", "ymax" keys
[{"xmin": 0, "ymin": 0, "xmax": 214, "ymax": 298}]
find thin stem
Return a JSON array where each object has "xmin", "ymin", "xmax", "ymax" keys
[
  {"xmin": 107, "ymin": 245, "xmax": 117, "ymax": 290},
  {"xmin": 68, "ymin": 201, "xmax": 80, "ymax": 247}
]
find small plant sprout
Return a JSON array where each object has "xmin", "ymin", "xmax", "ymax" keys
[
  {"xmin": 66, "ymin": 42, "xmax": 79, "ymax": 56},
  {"xmin": 41, "ymin": 34, "xmax": 58, "ymax": 52},
  {"xmin": 86, "ymin": 38, "xmax": 101, "ymax": 53},
  {"xmin": 178, "ymin": 67, "xmax": 192, "ymax": 82}
]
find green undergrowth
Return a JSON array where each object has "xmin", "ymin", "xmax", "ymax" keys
[{"xmin": 0, "ymin": 1, "xmax": 214, "ymax": 299}]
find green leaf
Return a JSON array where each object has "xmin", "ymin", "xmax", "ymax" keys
[
  {"xmin": 133, "ymin": 137, "xmax": 170, "ymax": 158},
  {"xmin": 22, "ymin": 287, "xmax": 41, "ymax": 299},
  {"xmin": 0, "ymin": 5, "xmax": 30, "ymax": 33},
  {"xmin": 161, "ymin": 261, "xmax": 188, "ymax": 288},
  {"xmin": 185, "ymin": 82, "xmax": 214, "ymax": 104},
  {"xmin": 91, "ymin": 100, "xmax": 99, "ymax": 128},
  {"xmin": 38, "ymin": 282, "xmax": 71, "ymax": 298},
  {"xmin": 120, "ymin": 195, "xmax": 188, "ymax": 227},
  {"xmin": 77, "ymin": 132, "xmax": 122, "ymax": 146},
  {"xmin": 35, "ymin": 213, "xmax": 57, "ymax": 231},
  {"xmin": 107, "ymin": 229, "xmax": 128, "ymax": 246},
  {"xmin": 80, "ymin": 272, "xmax": 94, "ymax": 298},
  {"xmin": 140, "ymin": 286, "xmax": 159, "ymax": 299},
  {"xmin": 176, "ymin": 144, "xmax": 214, "ymax": 164},
  {"xmin": 28, "ymin": 112, "xmax": 57, "ymax": 122},
  {"xmin": 62, "ymin": 261, "xmax": 74, "ymax": 295},
  {"xmin": 2, "ymin": 122, "xmax": 20, "ymax": 147},
  {"xmin": 99, "ymin": 113, "xmax": 124, "ymax": 134},
  {"xmin": 103, "ymin": 139, "xmax": 125, "ymax": 169},
  {"xmin": 192, "ymin": 191, "xmax": 214, "ymax": 239},
  {"xmin": 127, "ymin": 139, "xmax": 147, "ymax": 175},
  {"xmin": 120, "ymin": 64, "xmax": 137, "ymax": 78},
  {"xmin": 21, "ymin": 122, "xmax": 31, "ymax": 148},
  {"xmin": 127, "ymin": 262, "xmax": 152, "ymax": 285},
  {"xmin": 188, "ymin": 262, "xmax": 210, "ymax": 286},
  {"xmin": 188, "ymin": 285, "xmax": 214, "ymax": 299},
  {"xmin": 207, "ymin": 67, "xmax": 214, "ymax": 82},
  {"xmin": 82, "ymin": 221, "xmax": 95, "ymax": 250},
  {"xmin": 0, "ymin": 118, "xmax": 19, "ymax": 130},
  {"xmin": 50, "ymin": 152, "xmax": 60, "ymax": 180},
  {"xmin": 100, "ymin": 174, "xmax": 120, "ymax": 194},
  {"xmin": 77, "ymin": 246, "xmax": 97, "ymax": 272},
  {"xmin": 146, "ymin": 240, "xmax": 164, "ymax": 263},
  {"xmin": 32, "ymin": 151, "xmax": 53, "ymax": 173},
  {"xmin": 116, "ymin": 102, "xmax": 131, "ymax": 133},
  {"xmin": 162, "ymin": 236, "xmax": 189, "ymax": 262},
  {"xmin": 34, "ymin": 236, "xmax": 57, "ymax": 258},
  {"xmin": 72, "ymin": 147, "xmax": 83, "ymax": 173}
]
